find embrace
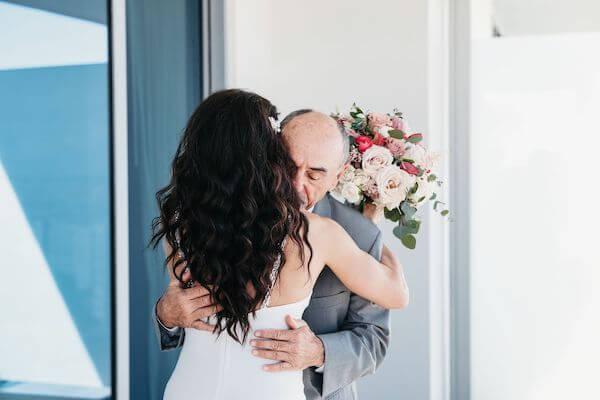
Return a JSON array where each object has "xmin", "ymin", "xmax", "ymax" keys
[{"xmin": 151, "ymin": 89, "xmax": 409, "ymax": 400}]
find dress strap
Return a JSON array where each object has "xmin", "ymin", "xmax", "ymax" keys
[{"xmin": 261, "ymin": 237, "xmax": 288, "ymax": 310}]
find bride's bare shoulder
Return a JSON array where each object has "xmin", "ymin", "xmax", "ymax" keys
[{"xmin": 304, "ymin": 211, "xmax": 342, "ymax": 240}]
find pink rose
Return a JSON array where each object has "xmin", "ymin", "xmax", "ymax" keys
[
  {"xmin": 392, "ymin": 117, "xmax": 408, "ymax": 132},
  {"xmin": 400, "ymin": 161, "xmax": 420, "ymax": 176},
  {"xmin": 362, "ymin": 146, "xmax": 394, "ymax": 176},
  {"xmin": 368, "ymin": 112, "xmax": 392, "ymax": 129},
  {"xmin": 356, "ymin": 135, "xmax": 374, "ymax": 153},
  {"xmin": 386, "ymin": 138, "xmax": 407, "ymax": 157}
]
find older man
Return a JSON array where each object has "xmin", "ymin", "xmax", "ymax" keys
[{"xmin": 154, "ymin": 110, "xmax": 392, "ymax": 399}]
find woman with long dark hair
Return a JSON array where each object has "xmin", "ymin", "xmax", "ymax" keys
[{"xmin": 151, "ymin": 89, "xmax": 408, "ymax": 400}]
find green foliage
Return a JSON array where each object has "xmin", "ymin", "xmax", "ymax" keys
[
  {"xmin": 388, "ymin": 129, "xmax": 405, "ymax": 139},
  {"xmin": 400, "ymin": 201, "xmax": 417, "ymax": 220},
  {"xmin": 400, "ymin": 234, "xmax": 417, "ymax": 249},
  {"xmin": 406, "ymin": 135, "xmax": 422, "ymax": 144},
  {"xmin": 384, "ymin": 207, "xmax": 401, "ymax": 222}
]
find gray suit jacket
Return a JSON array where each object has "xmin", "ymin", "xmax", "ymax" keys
[{"xmin": 154, "ymin": 194, "xmax": 391, "ymax": 399}]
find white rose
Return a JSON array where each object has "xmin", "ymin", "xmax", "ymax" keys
[
  {"xmin": 352, "ymin": 169, "xmax": 370, "ymax": 187},
  {"xmin": 375, "ymin": 165, "xmax": 416, "ymax": 209},
  {"xmin": 341, "ymin": 182, "xmax": 362, "ymax": 204},
  {"xmin": 342, "ymin": 165, "xmax": 356, "ymax": 182},
  {"xmin": 361, "ymin": 145, "xmax": 393, "ymax": 177},
  {"xmin": 403, "ymin": 144, "xmax": 436, "ymax": 170},
  {"xmin": 409, "ymin": 177, "xmax": 434, "ymax": 208},
  {"xmin": 376, "ymin": 126, "xmax": 393, "ymax": 138}
]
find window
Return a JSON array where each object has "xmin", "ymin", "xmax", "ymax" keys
[{"xmin": 0, "ymin": 1, "xmax": 112, "ymax": 399}]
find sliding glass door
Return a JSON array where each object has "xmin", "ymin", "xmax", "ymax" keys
[{"xmin": 0, "ymin": 1, "xmax": 112, "ymax": 399}]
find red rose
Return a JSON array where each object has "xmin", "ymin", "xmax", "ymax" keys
[
  {"xmin": 372, "ymin": 133, "xmax": 386, "ymax": 146},
  {"xmin": 400, "ymin": 161, "xmax": 420, "ymax": 176},
  {"xmin": 356, "ymin": 135, "xmax": 374, "ymax": 152}
]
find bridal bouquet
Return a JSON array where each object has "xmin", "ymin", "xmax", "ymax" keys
[{"xmin": 331, "ymin": 105, "xmax": 448, "ymax": 249}]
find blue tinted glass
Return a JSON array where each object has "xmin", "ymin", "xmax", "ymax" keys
[{"xmin": 0, "ymin": 1, "xmax": 111, "ymax": 399}]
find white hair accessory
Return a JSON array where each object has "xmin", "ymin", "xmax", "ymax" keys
[{"xmin": 269, "ymin": 116, "xmax": 281, "ymax": 133}]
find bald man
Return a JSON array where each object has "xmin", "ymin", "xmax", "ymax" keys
[{"xmin": 154, "ymin": 110, "xmax": 391, "ymax": 400}]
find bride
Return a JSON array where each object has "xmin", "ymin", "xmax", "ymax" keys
[{"xmin": 151, "ymin": 89, "xmax": 409, "ymax": 400}]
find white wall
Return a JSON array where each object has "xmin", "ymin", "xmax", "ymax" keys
[{"xmin": 224, "ymin": 1, "xmax": 449, "ymax": 398}]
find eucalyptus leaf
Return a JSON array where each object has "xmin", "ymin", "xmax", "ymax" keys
[
  {"xmin": 406, "ymin": 134, "xmax": 423, "ymax": 144},
  {"xmin": 441, "ymin": 210, "xmax": 449, "ymax": 217},
  {"xmin": 400, "ymin": 202, "xmax": 417, "ymax": 219},
  {"xmin": 388, "ymin": 129, "xmax": 405, "ymax": 139},
  {"xmin": 429, "ymin": 192, "xmax": 437, "ymax": 200},
  {"xmin": 433, "ymin": 200, "xmax": 445, "ymax": 211},
  {"xmin": 400, "ymin": 234, "xmax": 417, "ymax": 249},
  {"xmin": 402, "ymin": 219, "xmax": 421, "ymax": 235},
  {"xmin": 427, "ymin": 174, "xmax": 437, "ymax": 182},
  {"xmin": 409, "ymin": 182, "xmax": 419, "ymax": 194},
  {"xmin": 384, "ymin": 207, "xmax": 401, "ymax": 222}
]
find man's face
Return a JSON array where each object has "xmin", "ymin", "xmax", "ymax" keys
[{"xmin": 282, "ymin": 112, "xmax": 347, "ymax": 210}]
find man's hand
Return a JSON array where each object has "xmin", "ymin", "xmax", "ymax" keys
[
  {"xmin": 156, "ymin": 267, "xmax": 222, "ymax": 331},
  {"xmin": 362, "ymin": 203, "xmax": 383, "ymax": 224},
  {"xmin": 250, "ymin": 315, "xmax": 325, "ymax": 372}
]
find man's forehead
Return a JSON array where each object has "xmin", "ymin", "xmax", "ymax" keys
[
  {"xmin": 286, "ymin": 136, "xmax": 341, "ymax": 170},
  {"xmin": 285, "ymin": 112, "xmax": 336, "ymax": 132}
]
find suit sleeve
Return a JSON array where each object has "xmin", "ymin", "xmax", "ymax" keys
[
  {"xmin": 152, "ymin": 300, "xmax": 185, "ymax": 351},
  {"xmin": 316, "ymin": 231, "xmax": 391, "ymax": 397}
]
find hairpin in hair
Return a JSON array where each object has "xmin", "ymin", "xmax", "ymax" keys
[{"xmin": 269, "ymin": 116, "xmax": 281, "ymax": 133}]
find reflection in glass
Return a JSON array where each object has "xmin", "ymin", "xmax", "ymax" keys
[{"xmin": 0, "ymin": 1, "xmax": 111, "ymax": 399}]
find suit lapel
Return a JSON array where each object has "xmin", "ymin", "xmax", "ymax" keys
[{"xmin": 312, "ymin": 193, "xmax": 333, "ymax": 219}]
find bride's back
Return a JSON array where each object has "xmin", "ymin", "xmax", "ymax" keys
[{"xmin": 151, "ymin": 89, "xmax": 314, "ymax": 345}]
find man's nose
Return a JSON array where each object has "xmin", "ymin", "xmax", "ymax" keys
[
  {"xmin": 293, "ymin": 175, "xmax": 305, "ymax": 196},
  {"xmin": 293, "ymin": 169, "xmax": 306, "ymax": 197}
]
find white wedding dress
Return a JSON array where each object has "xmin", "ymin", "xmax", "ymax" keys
[{"xmin": 163, "ymin": 243, "xmax": 311, "ymax": 400}]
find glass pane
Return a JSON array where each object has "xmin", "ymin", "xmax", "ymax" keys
[
  {"xmin": 470, "ymin": 11, "xmax": 600, "ymax": 400},
  {"xmin": 0, "ymin": 1, "xmax": 112, "ymax": 399}
]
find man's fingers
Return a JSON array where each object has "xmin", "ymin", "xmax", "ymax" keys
[
  {"xmin": 262, "ymin": 361, "xmax": 294, "ymax": 372},
  {"xmin": 190, "ymin": 319, "xmax": 216, "ymax": 332},
  {"xmin": 249, "ymin": 339, "xmax": 292, "ymax": 353},
  {"xmin": 184, "ymin": 285, "xmax": 211, "ymax": 300},
  {"xmin": 284, "ymin": 314, "xmax": 307, "ymax": 330},
  {"xmin": 188, "ymin": 294, "xmax": 215, "ymax": 310},
  {"xmin": 181, "ymin": 267, "xmax": 193, "ymax": 283},
  {"xmin": 190, "ymin": 304, "xmax": 223, "ymax": 320},
  {"xmin": 254, "ymin": 329, "xmax": 294, "ymax": 342},
  {"xmin": 251, "ymin": 349, "xmax": 291, "ymax": 363}
]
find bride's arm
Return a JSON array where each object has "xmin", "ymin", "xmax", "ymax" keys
[{"xmin": 318, "ymin": 217, "xmax": 409, "ymax": 309}]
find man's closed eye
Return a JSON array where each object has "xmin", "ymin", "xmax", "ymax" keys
[{"xmin": 307, "ymin": 172, "xmax": 321, "ymax": 181}]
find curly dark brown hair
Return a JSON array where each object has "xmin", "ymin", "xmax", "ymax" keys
[{"xmin": 150, "ymin": 89, "xmax": 311, "ymax": 343}]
